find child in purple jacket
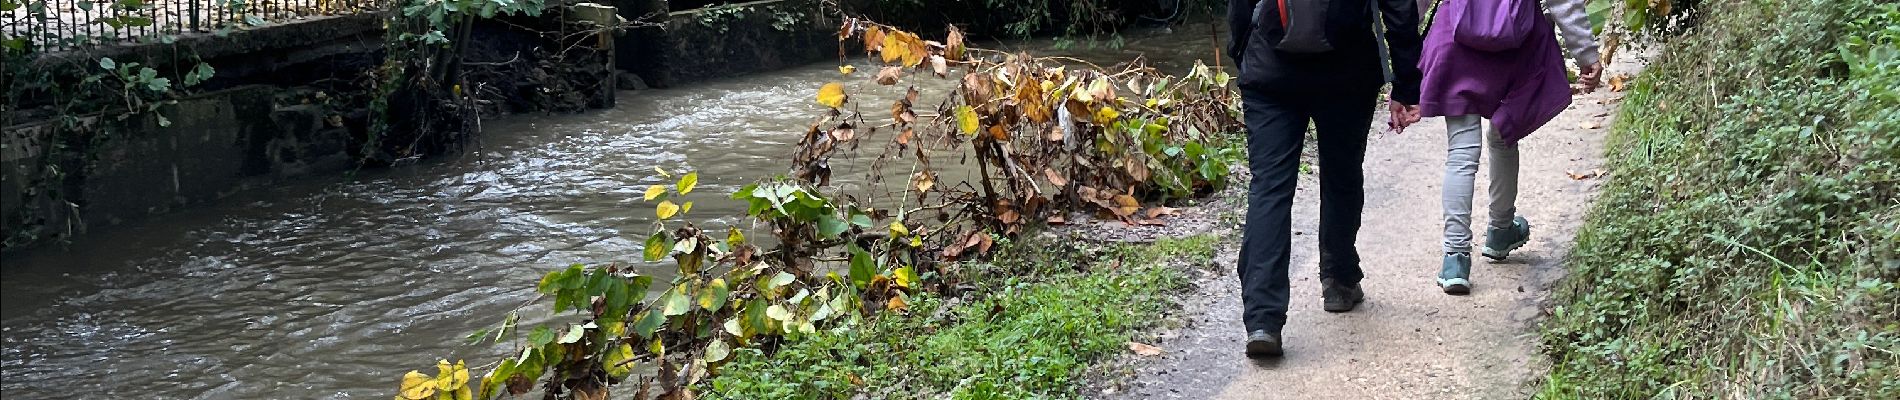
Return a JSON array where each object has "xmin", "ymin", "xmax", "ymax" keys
[{"xmin": 1417, "ymin": 0, "xmax": 1603, "ymax": 294}]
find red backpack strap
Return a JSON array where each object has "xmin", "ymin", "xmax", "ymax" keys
[{"xmin": 1279, "ymin": 0, "xmax": 1290, "ymax": 26}]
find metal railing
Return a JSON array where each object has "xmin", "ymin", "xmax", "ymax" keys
[{"xmin": 2, "ymin": 0, "xmax": 380, "ymax": 52}]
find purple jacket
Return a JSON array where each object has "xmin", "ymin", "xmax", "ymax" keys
[{"xmin": 1417, "ymin": 0, "xmax": 1572, "ymax": 145}]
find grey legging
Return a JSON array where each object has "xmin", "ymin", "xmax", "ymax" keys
[{"xmin": 1442, "ymin": 115, "xmax": 1519, "ymax": 252}]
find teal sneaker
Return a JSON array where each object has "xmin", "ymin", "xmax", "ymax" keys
[
  {"xmin": 1439, "ymin": 252, "xmax": 1472, "ymax": 295},
  {"xmin": 1482, "ymin": 216, "xmax": 1532, "ymax": 260}
]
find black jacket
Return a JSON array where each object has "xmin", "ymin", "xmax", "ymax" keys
[{"xmin": 1228, "ymin": 0, "xmax": 1423, "ymax": 104}]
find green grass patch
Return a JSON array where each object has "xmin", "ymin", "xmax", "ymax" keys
[
  {"xmin": 699, "ymin": 235, "xmax": 1216, "ymax": 399},
  {"xmin": 1538, "ymin": 0, "xmax": 1899, "ymax": 398}
]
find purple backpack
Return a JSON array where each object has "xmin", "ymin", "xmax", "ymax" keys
[{"xmin": 1454, "ymin": 0, "xmax": 1541, "ymax": 51}]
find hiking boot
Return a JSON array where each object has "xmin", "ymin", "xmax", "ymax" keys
[
  {"xmin": 1246, "ymin": 330, "xmax": 1284, "ymax": 358},
  {"xmin": 1482, "ymin": 216, "xmax": 1532, "ymax": 260},
  {"xmin": 1439, "ymin": 252, "xmax": 1472, "ymax": 295},
  {"xmin": 1321, "ymin": 279, "xmax": 1365, "ymax": 312}
]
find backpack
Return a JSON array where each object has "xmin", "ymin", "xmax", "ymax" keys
[
  {"xmin": 1256, "ymin": 0, "xmax": 1398, "ymax": 81},
  {"xmin": 1258, "ymin": 0, "xmax": 1383, "ymax": 54},
  {"xmin": 1451, "ymin": 0, "xmax": 1541, "ymax": 51}
]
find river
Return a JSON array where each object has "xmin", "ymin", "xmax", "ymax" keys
[{"xmin": 0, "ymin": 24, "xmax": 1222, "ymax": 399}]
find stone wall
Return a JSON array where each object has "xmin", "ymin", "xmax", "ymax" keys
[
  {"xmin": 1, "ymin": 86, "xmax": 352, "ymax": 249},
  {"xmin": 622, "ymin": 0, "xmax": 834, "ymax": 87}
]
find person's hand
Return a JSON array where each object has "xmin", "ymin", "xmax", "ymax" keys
[
  {"xmin": 1387, "ymin": 97, "xmax": 1421, "ymax": 134},
  {"xmin": 1576, "ymin": 62, "xmax": 1604, "ymax": 94}
]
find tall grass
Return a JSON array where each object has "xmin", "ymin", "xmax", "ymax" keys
[{"xmin": 1538, "ymin": 0, "xmax": 1899, "ymax": 398}]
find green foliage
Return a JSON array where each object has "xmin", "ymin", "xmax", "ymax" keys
[
  {"xmin": 703, "ymin": 235, "xmax": 1211, "ymax": 399},
  {"xmin": 1539, "ymin": 0, "xmax": 1900, "ymax": 397}
]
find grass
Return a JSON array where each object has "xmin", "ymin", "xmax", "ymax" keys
[
  {"xmin": 1537, "ymin": 0, "xmax": 1900, "ymax": 398},
  {"xmin": 698, "ymin": 234, "xmax": 1218, "ymax": 399}
]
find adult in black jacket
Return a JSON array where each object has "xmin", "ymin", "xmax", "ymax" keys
[{"xmin": 1225, "ymin": 0, "xmax": 1423, "ymax": 357}]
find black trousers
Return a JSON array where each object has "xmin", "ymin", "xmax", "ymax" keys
[{"xmin": 1238, "ymin": 86, "xmax": 1376, "ymax": 333}]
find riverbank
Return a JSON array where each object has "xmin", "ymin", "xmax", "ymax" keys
[{"xmin": 1537, "ymin": 0, "xmax": 1899, "ymax": 397}]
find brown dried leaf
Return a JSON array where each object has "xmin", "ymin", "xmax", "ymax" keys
[
  {"xmin": 1579, "ymin": 120, "xmax": 1602, "ymax": 130},
  {"xmin": 897, "ymin": 128, "xmax": 915, "ymax": 145},
  {"xmin": 1044, "ymin": 124, "xmax": 1064, "ymax": 142},
  {"xmin": 1127, "ymin": 341, "xmax": 1164, "ymax": 356},
  {"xmin": 1111, "ymin": 194, "xmax": 1140, "ymax": 217},
  {"xmin": 930, "ymin": 55, "xmax": 948, "ymax": 78},
  {"xmin": 988, "ymin": 124, "xmax": 1010, "ymax": 141},
  {"xmin": 1047, "ymin": 215, "xmax": 1067, "ymax": 225},
  {"xmin": 961, "ymin": 73, "xmax": 993, "ymax": 106},
  {"xmin": 911, "ymin": 171, "xmax": 936, "ymax": 193},
  {"xmin": 876, "ymin": 66, "xmax": 903, "ymax": 85},
  {"xmin": 829, "ymin": 123, "xmax": 855, "ymax": 142},
  {"xmin": 1566, "ymin": 169, "xmax": 1603, "ymax": 180},
  {"xmin": 862, "ymin": 25, "xmax": 884, "ymax": 54},
  {"xmin": 945, "ymin": 25, "xmax": 967, "ymax": 60},
  {"xmin": 1131, "ymin": 218, "xmax": 1167, "ymax": 226},
  {"xmin": 1044, "ymin": 168, "xmax": 1069, "ymax": 187},
  {"xmin": 1145, "ymin": 207, "xmax": 1181, "ymax": 219},
  {"xmin": 1609, "ymin": 74, "xmax": 1628, "ymax": 92}
]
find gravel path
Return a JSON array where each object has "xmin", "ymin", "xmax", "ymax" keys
[{"xmin": 1084, "ymin": 54, "xmax": 1646, "ymax": 399}]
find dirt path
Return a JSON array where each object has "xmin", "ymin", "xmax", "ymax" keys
[{"xmin": 1088, "ymin": 57, "xmax": 1643, "ymax": 399}]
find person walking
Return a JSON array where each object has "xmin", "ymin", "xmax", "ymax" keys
[
  {"xmin": 1227, "ymin": 0, "xmax": 1425, "ymax": 357},
  {"xmin": 1416, "ymin": 0, "xmax": 1603, "ymax": 294}
]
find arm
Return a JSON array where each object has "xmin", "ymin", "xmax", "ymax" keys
[
  {"xmin": 1228, "ymin": 0, "xmax": 1254, "ymax": 66},
  {"xmin": 1543, "ymin": 0, "xmax": 1601, "ymax": 68},
  {"xmin": 1378, "ymin": 0, "xmax": 1424, "ymax": 105}
]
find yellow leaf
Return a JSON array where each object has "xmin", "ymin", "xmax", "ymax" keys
[
  {"xmin": 677, "ymin": 171, "xmax": 699, "ymax": 194},
  {"xmin": 888, "ymin": 221, "xmax": 910, "ymax": 237},
  {"xmin": 644, "ymin": 185, "xmax": 666, "ymax": 201},
  {"xmin": 653, "ymin": 166, "xmax": 670, "ymax": 177},
  {"xmin": 682, "ymin": 201, "xmax": 694, "ymax": 214},
  {"xmin": 955, "ymin": 105, "xmax": 979, "ymax": 135},
  {"xmin": 839, "ymin": 65, "xmax": 857, "ymax": 75},
  {"xmin": 1092, "ymin": 106, "xmax": 1121, "ymax": 125},
  {"xmin": 862, "ymin": 25, "xmax": 884, "ymax": 54},
  {"xmin": 886, "ymin": 295, "xmax": 909, "ymax": 312},
  {"xmin": 880, "ymin": 31, "xmax": 907, "ymax": 64},
  {"xmin": 399, "ymin": 370, "xmax": 436, "ymax": 400},
  {"xmin": 657, "ymin": 200, "xmax": 681, "ymax": 220},
  {"xmin": 816, "ymin": 82, "xmax": 848, "ymax": 108}
]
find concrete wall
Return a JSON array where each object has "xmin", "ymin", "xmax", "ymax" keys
[{"xmin": 1, "ymin": 86, "xmax": 352, "ymax": 249}]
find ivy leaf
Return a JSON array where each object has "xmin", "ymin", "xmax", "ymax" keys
[
  {"xmin": 848, "ymin": 213, "xmax": 875, "ymax": 228},
  {"xmin": 644, "ymin": 184, "xmax": 666, "ymax": 201},
  {"xmin": 656, "ymin": 200, "xmax": 681, "ymax": 219},
  {"xmin": 676, "ymin": 171, "xmax": 699, "ymax": 194},
  {"xmin": 557, "ymin": 324, "xmax": 586, "ymax": 344},
  {"xmin": 145, "ymin": 77, "xmax": 170, "ymax": 93},
  {"xmin": 98, "ymin": 57, "xmax": 116, "ymax": 70},
  {"xmin": 955, "ymin": 105, "xmax": 979, "ymax": 135},
  {"xmin": 816, "ymin": 82, "xmax": 847, "ymax": 108}
]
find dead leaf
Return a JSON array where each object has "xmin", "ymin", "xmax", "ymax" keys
[
  {"xmin": 930, "ymin": 55, "xmax": 948, "ymax": 78},
  {"xmin": 862, "ymin": 25, "xmax": 884, "ymax": 54},
  {"xmin": 829, "ymin": 123, "xmax": 855, "ymax": 141},
  {"xmin": 911, "ymin": 171, "xmax": 936, "ymax": 193},
  {"xmin": 1127, "ymin": 341, "xmax": 1164, "ymax": 356},
  {"xmin": 1145, "ymin": 207, "xmax": 1181, "ymax": 219},
  {"xmin": 945, "ymin": 25, "xmax": 966, "ymax": 60},
  {"xmin": 1129, "ymin": 218, "xmax": 1166, "ymax": 226},
  {"xmin": 1111, "ymin": 194, "xmax": 1140, "ymax": 217},
  {"xmin": 1044, "ymin": 168, "xmax": 1069, "ymax": 187},
  {"xmin": 1579, "ymin": 120, "xmax": 1602, "ymax": 130},
  {"xmin": 896, "ymin": 128, "xmax": 915, "ymax": 145},
  {"xmin": 886, "ymin": 295, "xmax": 909, "ymax": 312},
  {"xmin": 876, "ymin": 67, "xmax": 902, "ymax": 85},
  {"xmin": 1609, "ymin": 74, "xmax": 1628, "ymax": 92},
  {"xmin": 1047, "ymin": 215, "xmax": 1067, "ymax": 225},
  {"xmin": 1565, "ymin": 169, "xmax": 1602, "ymax": 180},
  {"xmin": 988, "ymin": 124, "xmax": 1010, "ymax": 141}
]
